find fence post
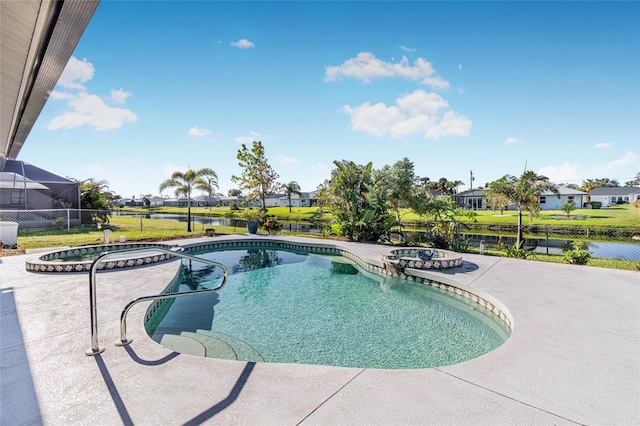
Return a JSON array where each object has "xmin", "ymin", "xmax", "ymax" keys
[
  {"xmin": 546, "ymin": 225, "xmax": 549, "ymax": 255},
  {"xmin": 67, "ymin": 209, "xmax": 70, "ymax": 231}
]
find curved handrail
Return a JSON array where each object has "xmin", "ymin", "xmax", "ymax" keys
[{"xmin": 86, "ymin": 246, "xmax": 228, "ymax": 356}]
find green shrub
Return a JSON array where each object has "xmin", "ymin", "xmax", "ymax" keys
[
  {"xmin": 52, "ymin": 217, "xmax": 66, "ymax": 230},
  {"xmin": 263, "ymin": 217, "xmax": 283, "ymax": 235},
  {"xmin": 503, "ymin": 242, "xmax": 533, "ymax": 259},
  {"xmin": 564, "ymin": 241, "xmax": 592, "ymax": 265},
  {"xmin": 590, "ymin": 201, "xmax": 602, "ymax": 209}
]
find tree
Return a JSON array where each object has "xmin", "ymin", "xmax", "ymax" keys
[
  {"xmin": 194, "ymin": 171, "xmax": 219, "ymax": 210},
  {"xmin": 282, "ymin": 181, "xmax": 301, "ymax": 212},
  {"xmin": 159, "ymin": 168, "xmax": 216, "ymax": 232},
  {"xmin": 409, "ymin": 193, "xmax": 476, "ymax": 249},
  {"xmin": 625, "ymin": 172, "xmax": 640, "ymax": 187},
  {"xmin": 140, "ymin": 194, "xmax": 152, "ymax": 207},
  {"xmin": 228, "ymin": 188, "xmax": 242, "ymax": 196},
  {"xmin": 329, "ymin": 160, "xmax": 395, "ymax": 242},
  {"xmin": 373, "ymin": 157, "xmax": 416, "ymax": 233},
  {"xmin": 231, "ymin": 141, "xmax": 280, "ymax": 211},
  {"xmin": 487, "ymin": 171, "xmax": 559, "ymax": 246},
  {"xmin": 315, "ymin": 179, "xmax": 333, "ymax": 212},
  {"xmin": 75, "ymin": 178, "xmax": 116, "ymax": 224},
  {"xmin": 579, "ymin": 178, "xmax": 620, "ymax": 192},
  {"xmin": 562, "ymin": 200, "xmax": 576, "ymax": 217},
  {"xmin": 486, "ymin": 190, "xmax": 511, "ymax": 215}
]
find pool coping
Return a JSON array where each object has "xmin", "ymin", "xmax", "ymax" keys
[{"xmin": 1, "ymin": 234, "xmax": 638, "ymax": 425}]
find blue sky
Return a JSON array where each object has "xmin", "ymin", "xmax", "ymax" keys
[{"xmin": 20, "ymin": 1, "xmax": 640, "ymax": 198}]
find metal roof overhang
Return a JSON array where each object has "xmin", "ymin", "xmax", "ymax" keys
[{"xmin": 0, "ymin": 0, "xmax": 100, "ymax": 168}]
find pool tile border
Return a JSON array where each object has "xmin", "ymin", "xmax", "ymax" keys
[{"xmin": 24, "ymin": 243, "xmax": 177, "ymax": 273}]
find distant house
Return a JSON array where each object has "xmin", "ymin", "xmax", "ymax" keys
[
  {"xmin": 589, "ymin": 187, "xmax": 640, "ymax": 207},
  {"xmin": 453, "ymin": 189, "xmax": 487, "ymax": 210},
  {"xmin": 453, "ymin": 185, "xmax": 587, "ymax": 211},
  {"xmin": 272, "ymin": 192, "xmax": 318, "ymax": 208},
  {"xmin": 538, "ymin": 186, "xmax": 588, "ymax": 210},
  {"xmin": 148, "ymin": 196, "xmax": 165, "ymax": 207}
]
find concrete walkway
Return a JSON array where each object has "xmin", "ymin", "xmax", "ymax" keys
[{"xmin": 1, "ymin": 235, "xmax": 638, "ymax": 425}]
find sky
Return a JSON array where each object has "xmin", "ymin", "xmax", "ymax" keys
[{"xmin": 19, "ymin": 1, "xmax": 640, "ymax": 198}]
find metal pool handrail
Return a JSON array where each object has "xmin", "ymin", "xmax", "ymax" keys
[{"xmin": 85, "ymin": 246, "xmax": 228, "ymax": 356}]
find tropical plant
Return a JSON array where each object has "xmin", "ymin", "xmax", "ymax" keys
[
  {"xmin": 282, "ymin": 181, "xmax": 301, "ymax": 213},
  {"xmin": 159, "ymin": 167, "xmax": 216, "ymax": 232},
  {"xmin": 409, "ymin": 193, "xmax": 477, "ymax": 249},
  {"xmin": 75, "ymin": 178, "xmax": 116, "ymax": 224},
  {"xmin": 194, "ymin": 171, "xmax": 219, "ymax": 210},
  {"xmin": 328, "ymin": 160, "xmax": 396, "ymax": 242},
  {"xmin": 231, "ymin": 141, "xmax": 280, "ymax": 211},
  {"xmin": 503, "ymin": 241, "xmax": 533, "ymax": 259},
  {"xmin": 624, "ymin": 172, "xmax": 640, "ymax": 187},
  {"xmin": 487, "ymin": 171, "xmax": 559, "ymax": 246},
  {"xmin": 241, "ymin": 208, "xmax": 265, "ymax": 224},
  {"xmin": 564, "ymin": 241, "xmax": 592, "ymax": 265},
  {"xmin": 263, "ymin": 217, "xmax": 283, "ymax": 235},
  {"xmin": 373, "ymin": 157, "xmax": 417, "ymax": 234},
  {"xmin": 579, "ymin": 178, "xmax": 620, "ymax": 192}
]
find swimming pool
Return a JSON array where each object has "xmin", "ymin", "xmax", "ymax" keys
[{"xmin": 146, "ymin": 243, "xmax": 511, "ymax": 369}]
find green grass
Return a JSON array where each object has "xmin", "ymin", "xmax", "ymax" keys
[
  {"xmin": 17, "ymin": 216, "xmax": 247, "ymax": 250},
  {"xmin": 122, "ymin": 204, "xmax": 640, "ymax": 229}
]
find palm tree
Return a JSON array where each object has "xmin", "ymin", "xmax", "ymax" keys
[
  {"xmin": 159, "ymin": 168, "xmax": 216, "ymax": 231},
  {"xmin": 194, "ymin": 172, "xmax": 219, "ymax": 210},
  {"xmin": 282, "ymin": 181, "xmax": 301, "ymax": 213},
  {"xmin": 488, "ymin": 171, "xmax": 559, "ymax": 246}
]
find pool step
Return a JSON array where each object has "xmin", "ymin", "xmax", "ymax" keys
[
  {"xmin": 159, "ymin": 332, "xmax": 237, "ymax": 360},
  {"xmin": 196, "ymin": 329, "xmax": 264, "ymax": 362},
  {"xmin": 180, "ymin": 331, "xmax": 237, "ymax": 360}
]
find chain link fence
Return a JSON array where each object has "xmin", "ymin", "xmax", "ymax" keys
[{"xmin": 2, "ymin": 209, "xmax": 639, "ymax": 261}]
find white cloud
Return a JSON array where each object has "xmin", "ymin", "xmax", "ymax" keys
[
  {"xmin": 597, "ymin": 151, "xmax": 638, "ymax": 171},
  {"xmin": 57, "ymin": 56, "xmax": 95, "ymax": 90},
  {"xmin": 231, "ymin": 39, "xmax": 255, "ymax": 49},
  {"xmin": 325, "ymin": 52, "xmax": 449, "ymax": 89},
  {"xmin": 47, "ymin": 91, "xmax": 137, "ymax": 131},
  {"xmin": 340, "ymin": 89, "xmax": 471, "ymax": 140},
  {"xmin": 234, "ymin": 131, "xmax": 272, "ymax": 144},
  {"xmin": 188, "ymin": 126, "xmax": 212, "ymax": 138},
  {"xmin": 312, "ymin": 162, "xmax": 328, "ymax": 170},
  {"xmin": 109, "ymin": 89, "xmax": 131, "ymax": 104},
  {"xmin": 399, "ymin": 45, "xmax": 417, "ymax": 53},
  {"xmin": 277, "ymin": 155, "xmax": 298, "ymax": 164},
  {"xmin": 537, "ymin": 163, "xmax": 580, "ymax": 183},
  {"xmin": 48, "ymin": 56, "xmax": 137, "ymax": 131},
  {"xmin": 594, "ymin": 142, "xmax": 613, "ymax": 149},
  {"xmin": 505, "ymin": 137, "xmax": 523, "ymax": 146},
  {"xmin": 459, "ymin": 64, "xmax": 462, "ymax": 71}
]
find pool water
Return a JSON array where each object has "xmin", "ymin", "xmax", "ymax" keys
[{"xmin": 148, "ymin": 247, "xmax": 510, "ymax": 369}]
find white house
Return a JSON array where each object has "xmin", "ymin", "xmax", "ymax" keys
[
  {"xmin": 538, "ymin": 186, "xmax": 588, "ymax": 210},
  {"xmin": 454, "ymin": 185, "xmax": 587, "ymax": 211},
  {"xmin": 589, "ymin": 187, "xmax": 640, "ymax": 207}
]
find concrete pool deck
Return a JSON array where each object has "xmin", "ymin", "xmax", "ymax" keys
[{"xmin": 1, "ymin": 234, "xmax": 638, "ymax": 425}]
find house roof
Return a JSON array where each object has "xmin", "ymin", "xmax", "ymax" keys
[
  {"xmin": 589, "ymin": 186, "xmax": 640, "ymax": 196},
  {"xmin": 1, "ymin": 0, "xmax": 99, "ymax": 161},
  {"xmin": 2, "ymin": 160, "xmax": 75, "ymax": 184},
  {"xmin": 542, "ymin": 185, "xmax": 587, "ymax": 196}
]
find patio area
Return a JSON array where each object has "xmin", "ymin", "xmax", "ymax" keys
[{"xmin": 1, "ymin": 234, "xmax": 638, "ymax": 425}]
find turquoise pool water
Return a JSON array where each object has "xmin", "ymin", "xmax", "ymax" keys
[{"xmin": 148, "ymin": 246, "xmax": 510, "ymax": 369}]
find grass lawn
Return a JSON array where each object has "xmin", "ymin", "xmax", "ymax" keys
[{"xmin": 120, "ymin": 204, "xmax": 639, "ymax": 229}]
